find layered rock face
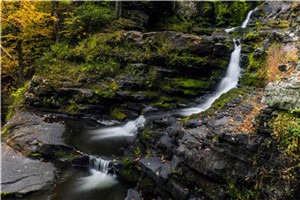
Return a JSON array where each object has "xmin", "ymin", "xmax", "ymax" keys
[
  {"xmin": 122, "ymin": 2, "xmax": 300, "ymax": 200},
  {"xmin": 23, "ymin": 31, "xmax": 233, "ymax": 119},
  {"xmin": 2, "ymin": 1, "xmax": 299, "ymax": 200}
]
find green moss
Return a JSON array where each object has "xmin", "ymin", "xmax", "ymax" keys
[
  {"xmin": 1, "ymin": 192, "xmax": 15, "ymax": 198},
  {"xmin": 241, "ymin": 51, "xmax": 267, "ymax": 88},
  {"xmin": 243, "ymin": 31, "xmax": 271, "ymax": 47},
  {"xmin": 120, "ymin": 158, "xmax": 140, "ymax": 182},
  {"xmin": 134, "ymin": 146, "xmax": 142, "ymax": 156},
  {"xmin": 111, "ymin": 18, "xmax": 139, "ymax": 31},
  {"xmin": 54, "ymin": 150, "xmax": 77, "ymax": 161},
  {"xmin": 168, "ymin": 54, "xmax": 207, "ymax": 68},
  {"xmin": 194, "ymin": 187, "xmax": 203, "ymax": 195},
  {"xmin": 225, "ymin": 177, "xmax": 259, "ymax": 200},
  {"xmin": 151, "ymin": 102, "xmax": 172, "ymax": 109},
  {"xmin": 111, "ymin": 108, "xmax": 127, "ymax": 121},
  {"xmin": 211, "ymin": 88, "xmax": 244, "ymax": 110},
  {"xmin": 142, "ymin": 130, "xmax": 153, "ymax": 140},
  {"xmin": 214, "ymin": 1, "xmax": 255, "ymax": 27},
  {"xmin": 66, "ymin": 104, "xmax": 80, "ymax": 114},
  {"xmin": 94, "ymin": 81, "xmax": 119, "ymax": 99},
  {"xmin": 183, "ymin": 88, "xmax": 245, "ymax": 121},
  {"xmin": 176, "ymin": 78, "xmax": 211, "ymax": 89},
  {"xmin": 30, "ymin": 153, "xmax": 42, "ymax": 158},
  {"xmin": 160, "ymin": 17, "xmax": 193, "ymax": 33},
  {"xmin": 172, "ymin": 167, "xmax": 182, "ymax": 175},
  {"xmin": 121, "ymin": 158, "xmax": 133, "ymax": 166},
  {"xmin": 271, "ymin": 112, "xmax": 300, "ymax": 163}
]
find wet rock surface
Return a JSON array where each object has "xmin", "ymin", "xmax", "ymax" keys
[
  {"xmin": 1, "ymin": 143, "xmax": 55, "ymax": 197},
  {"xmin": 124, "ymin": 188, "xmax": 142, "ymax": 200},
  {"xmin": 122, "ymin": 90, "xmax": 285, "ymax": 199},
  {"xmin": 2, "ymin": 111, "xmax": 78, "ymax": 159}
]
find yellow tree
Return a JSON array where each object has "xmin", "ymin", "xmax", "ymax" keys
[{"xmin": 1, "ymin": 1, "xmax": 55, "ymax": 87}]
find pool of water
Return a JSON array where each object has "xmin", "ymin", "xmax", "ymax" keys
[
  {"xmin": 63, "ymin": 118, "xmax": 135, "ymax": 157},
  {"xmin": 17, "ymin": 166, "xmax": 128, "ymax": 200},
  {"xmin": 16, "ymin": 117, "xmax": 132, "ymax": 200}
]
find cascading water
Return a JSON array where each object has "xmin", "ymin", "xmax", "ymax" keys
[
  {"xmin": 88, "ymin": 9, "xmax": 255, "ymax": 137},
  {"xmin": 225, "ymin": 9, "xmax": 254, "ymax": 32},
  {"xmin": 179, "ymin": 39, "xmax": 241, "ymax": 116},
  {"xmin": 77, "ymin": 157, "xmax": 117, "ymax": 191},
  {"xmin": 241, "ymin": 10, "xmax": 254, "ymax": 28},
  {"xmin": 39, "ymin": 8, "xmax": 257, "ymax": 200},
  {"xmin": 179, "ymin": 8, "xmax": 255, "ymax": 116},
  {"xmin": 89, "ymin": 156, "xmax": 112, "ymax": 173},
  {"xmin": 89, "ymin": 115, "xmax": 146, "ymax": 140}
]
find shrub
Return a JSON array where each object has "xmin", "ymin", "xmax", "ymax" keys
[{"xmin": 61, "ymin": 2, "xmax": 114, "ymax": 42}]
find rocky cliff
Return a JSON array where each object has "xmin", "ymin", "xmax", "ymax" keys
[{"xmin": 1, "ymin": 1, "xmax": 299, "ymax": 200}]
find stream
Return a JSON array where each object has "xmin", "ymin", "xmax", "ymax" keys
[{"xmin": 21, "ymin": 9, "xmax": 255, "ymax": 200}]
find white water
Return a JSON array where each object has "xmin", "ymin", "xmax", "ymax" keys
[
  {"xmin": 225, "ymin": 9, "xmax": 254, "ymax": 32},
  {"xmin": 241, "ymin": 10, "xmax": 254, "ymax": 28},
  {"xmin": 71, "ymin": 8, "xmax": 254, "ymax": 195},
  {"xmin": 179, "ymin": 39, "xmax": 241, "ymax": 116},
  {"xmin": 77, "ymin": 157, "xmax": 117, "ymax": 191},
  {"xmin": 89, "ymin": 115, "xmax": 146, "ymax": 140},
  {"xmin": 179, "ymin": 8, "xmax": 255, "ymax": 116}
]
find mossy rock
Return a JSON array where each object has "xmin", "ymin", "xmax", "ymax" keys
[
  {"xmin": 111, "ymin": 18, "xmax": 143, "ymax": 31},
  {"xmin": 175, "ymin": 78, "xmax": 211, "ymax": 89},
  {"xmin": 120, "ymin": 158, "xmax": 141, "ymax": 182},
  {"xmin": 183, "ymin": 88, "xmax": 246, "ymax": 121},
  {"xmin": 210, "ymin": 88, "xmax": 245, "ymax": 110},
  {"xmin": 111, "ymin": 108, "xmax": 127, "ymax": 121}
]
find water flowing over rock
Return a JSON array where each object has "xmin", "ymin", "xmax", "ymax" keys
[{"xmin": 179, "ymin": 39, "xmax": 241, "ymax": 116}]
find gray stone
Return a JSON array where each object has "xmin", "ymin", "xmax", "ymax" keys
[
  {"xmin": 1, "ymin": 143, "xmax": 55, "ymax": 196},
  {"xmin": 138, "ymin": 157, "xmax": 171, "ymax": 183},
  {"xmin": 214, "ymin": 116, "xmax": 230, "ymax": 126},
  {"xmin": 262, "ymin": 80, "xmax": 300, "ymax": 110},
  {"xmin": 170, "ymin": 181, "xmax": 189, "ymax": 200},
  {"xmin": 3, "ymin": 112, "xmax": 75, "ymax": 158},
  {"xmin": 124, "ymin": 188, "xmax": 142, "ymax": 200}
]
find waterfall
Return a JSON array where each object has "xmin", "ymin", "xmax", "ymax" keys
[
  {"xmin": 89, "ymin": 115, "xmax": 146, "ymax": 140},
  {"xmin": 179, "ymin": 8, "xmax": 254, "ymax": 116},
  {"xmin": 241, "ymin": 10, "xmax": 254, "ymax": 28},
  {"xmin": 179, "ymin": 39, "xmax": 241, "ymax": 116},
  {"xmin": 225, "ymin": 9, "xmax": 254, "ymax": 32},
  {"xmin": 88, "ymin": 9, "xmax": 255, "ymax": 138},
  {"xmin": 89, "ymin": 156, "xmax": 112, "ymax": 173},
  {"xmin": 77, "ymin": 156, "xmax": 117, "ymax": 191}
]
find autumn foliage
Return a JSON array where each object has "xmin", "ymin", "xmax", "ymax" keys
[{"xmin": 1, "ymin": 1, "xmax": 55, "ymax": 91}]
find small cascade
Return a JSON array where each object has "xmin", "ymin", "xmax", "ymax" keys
[
  {"xmin": 77, "ymin": 156, "xmax": 117, "ymax": 191},
  {"xmin": 89, "ymin": 115, "xmax": 146, "ymax": 140},
  {"xmin": 89, "ymin": 156, "xmax": 112, "ymax": 174},
  {"xmin": 225, "ymin": 9, "xmax": 255, "ymax": 32}
]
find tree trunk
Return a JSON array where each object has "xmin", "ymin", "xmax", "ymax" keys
[
  {"xmin": 52, "ymin": 0, "xmax": 59, "ymax": 42},
  {"xmin": 115, "ymin": 1, "xmax": 122, "ymax": 20},
  {"xmin": 17, "ymin": 40, "xmax": 24, "ymax": 83}
]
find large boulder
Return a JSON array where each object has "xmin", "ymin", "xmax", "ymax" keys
[
  {"xmin": 1, "ymin": 143, "xmax": 56, "ymax": 197},
  {"xmin": 2, "ymin": 111, "xmax": 79, "ymax": 160},
  {"xmin": 262, "ymin": 69, "xmax": 300, "ymax": 110}
]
